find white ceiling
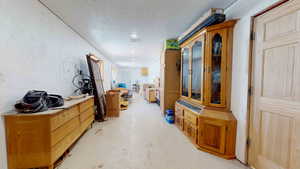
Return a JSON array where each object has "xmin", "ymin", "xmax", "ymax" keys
[{"xmin": 41, "ymin": 0, "xmax": 238, "ymax": 67}]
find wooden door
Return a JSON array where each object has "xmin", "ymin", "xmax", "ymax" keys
[
  {"xmin": 249, "ymin": 1, "xmax": 300, "ymax": 169},
  {"xmin": 206, "ymin": 29, "xmax": 228, "ymax": 108}
]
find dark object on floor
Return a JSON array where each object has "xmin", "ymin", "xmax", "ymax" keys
[
  {"xmin": 178, "ymin": 14, "xmax": 226, "ymax": 45},
  {"xmin": 15, "ymin": 90, "xmax": 64, "ymax": 113},
  {"xmin": 165, "ymin": 109, "xmax": 175, "ymax": 124},
  {"xmin": 86, "ymin": 54, "xmax": 106, "ymax": 121},
  {"xmin": 156, "ymin": 98, "xmax": 160, "ymax": 106}
]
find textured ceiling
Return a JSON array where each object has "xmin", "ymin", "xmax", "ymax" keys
[{"xmin": 41, "ymin": 0, "xmax": 237, "ymax": 67}]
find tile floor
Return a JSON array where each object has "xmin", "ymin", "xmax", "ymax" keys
[{"xmin": 57, "ymin": 94, "xmax": 249, "ymax": 169}]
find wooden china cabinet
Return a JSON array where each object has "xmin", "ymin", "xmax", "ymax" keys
[{"xmin": 175, "ymin": 20, "xmax": 237, "ymax": 159}]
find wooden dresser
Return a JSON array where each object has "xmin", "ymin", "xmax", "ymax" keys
[{"xmin": 3, "ymin": 96, "xmax": 95, "ymax": 169}]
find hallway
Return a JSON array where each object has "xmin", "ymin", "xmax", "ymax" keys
[{"xmin": 57, "ymin": 94, "xmax": 249, "ymax": 169}]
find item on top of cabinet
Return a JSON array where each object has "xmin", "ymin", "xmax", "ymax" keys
[
  {"xmin": 165, "ymin": 39, "xmax": 180, "ymax": 50},
  {"xmin": 65, "ymin": 94, "xmax": 89, "ymax": 101},
  {"xmin": 15, "ymin": 90, "xmax": 48, "ymax": 113},
  {"xmin": 179, "ymin": 8, "xmax": 224, "ymax": 42},
  {"xmin": 72, "ymin": 71, "xmax": 93, "ymax": 95},
  {"xmin": 178, "ymin": 8, "xmax": 225, "ymax": 45},
  {"xmin": 47, "ymin": 94, "xmax": 64, "ymax": 108},
  {"xmin": 15, "ymin": 90, "xmax": 64, "ymax": 113}
]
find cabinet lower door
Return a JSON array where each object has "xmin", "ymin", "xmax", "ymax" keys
[
  {"xmin": 184, "ymin": 120, "xmax": 198, "ymax": 144},
  {"xmin": 198, "ymin": 118, "xmax": 226, "ymax": 154},
  {"xmin": 175, "ymin": 115, "xmax": 184, "ymax": 130}
]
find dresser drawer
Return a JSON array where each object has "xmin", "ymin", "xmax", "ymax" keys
[
  {"xmin": 80, "ymin": 107, "xmax": 95, "ymax": 122},
  {"xmin": 81, "ymin": 115, "xmax": 94, "ymax": 133},
  {"xmin": 51, "ymin": 106, "xmax": 79, "ymax": 131},
  {"xmin": 79, "ymin": 98, "xmax": 94, "ymax": 112},
  {"xmin": 184, "ymin": 110, "xmax": 198, "ymax": 125},
  {"xmin": 51, "ymin": 117, "xmax": 80, "ymax": 146},
  {"xmin": 51, "ymin": 127, "xmax": 81, "ymax": 163}
]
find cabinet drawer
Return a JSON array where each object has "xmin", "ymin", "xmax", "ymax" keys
[
  {"xmin": 81, "ymin": 115, "xmax": 94, "ymax": 133},
  {"xmin": 184, "ymin": 120, "xmax": 197, "ymax": 143},
  {"xmin": 51, "ymin": 117, "xmax": 80, "ymax": 146},
  {"xmin": 80, "ymin": 107, "xmax": 95, "ymax": 122},
  {"xmin": 51, "ymin": 127, "xmax": 81, "ymax": 163},
  {"xmin": 51, "ymin": 106, "xmax": 79, "ymax": 131},
  {"xmin": 175, "ymin": 104, "xmax": 184, "ymax": 117},
  {"xmin": 184, "ymin": 110, "xmax": 198, "ymax": 125},
  {"xmin": 175, "ymin": 115, "xmax": 184, "ymax": 130},
  {"xmin": 79, "ymin": 98, "xmax": 94, "ymax": 112}
]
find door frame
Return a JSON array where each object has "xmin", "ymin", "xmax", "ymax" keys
[{"xmin": 246, "ymin": 0, "xmax": 290, "ymax": 166}]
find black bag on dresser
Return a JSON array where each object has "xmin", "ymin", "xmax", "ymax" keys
[{"xmin": 15, "ymin": 90, "xmax": 64, "ymax": 113}]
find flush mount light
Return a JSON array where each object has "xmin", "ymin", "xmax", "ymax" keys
[
  {"xmin": 130, "ymin": 32, "xmax": 138, "ymax": 39},
  {"xmin": 130, "ymin": 32, "xmax": 139, "ymax": 42},
  {"xmin": 131, "ymin": 49, "xmax": 135, "ymax": 54}
]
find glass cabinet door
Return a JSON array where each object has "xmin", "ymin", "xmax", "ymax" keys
[
  {"xmin": 211, "ymin": 33, "xmax": 222, "ymax": 104},
  {"xmin": 191, "ymin": 40, "xmax": 204, "ymax": 102},
  {"xmin": 181, "ymin": 48, "xmax": 190, "ymax": 97},
  {"xmin": 208, "ymin": 30, "xmax": 227, "ymax": 107}
]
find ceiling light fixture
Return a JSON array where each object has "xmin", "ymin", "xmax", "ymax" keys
[
  {"xmin": 130, "ymin": 32, "xmax": 138, "ymax": 40},
  {"xmin": 131, "ymin": 49, "xmax": 135, "ymax": 55}
]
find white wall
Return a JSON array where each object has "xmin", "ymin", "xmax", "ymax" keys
[
  {"xmin": 117, "ymin": 68, "xmax": 149, "ymax": 89},
  {"xmin": 148, "ymin": 62, "xmax": 160, "ymax": 82},
  {"xmin": 225, "ymin": 0, "xmax": 280, "ymax": 163},
  {"xmin": 0, "ymin": 0, "xmax": 116, "ymax": 168},
  {"xmin": 117, "ymin": 62, "xmax": 160, "ymax": 89}
]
